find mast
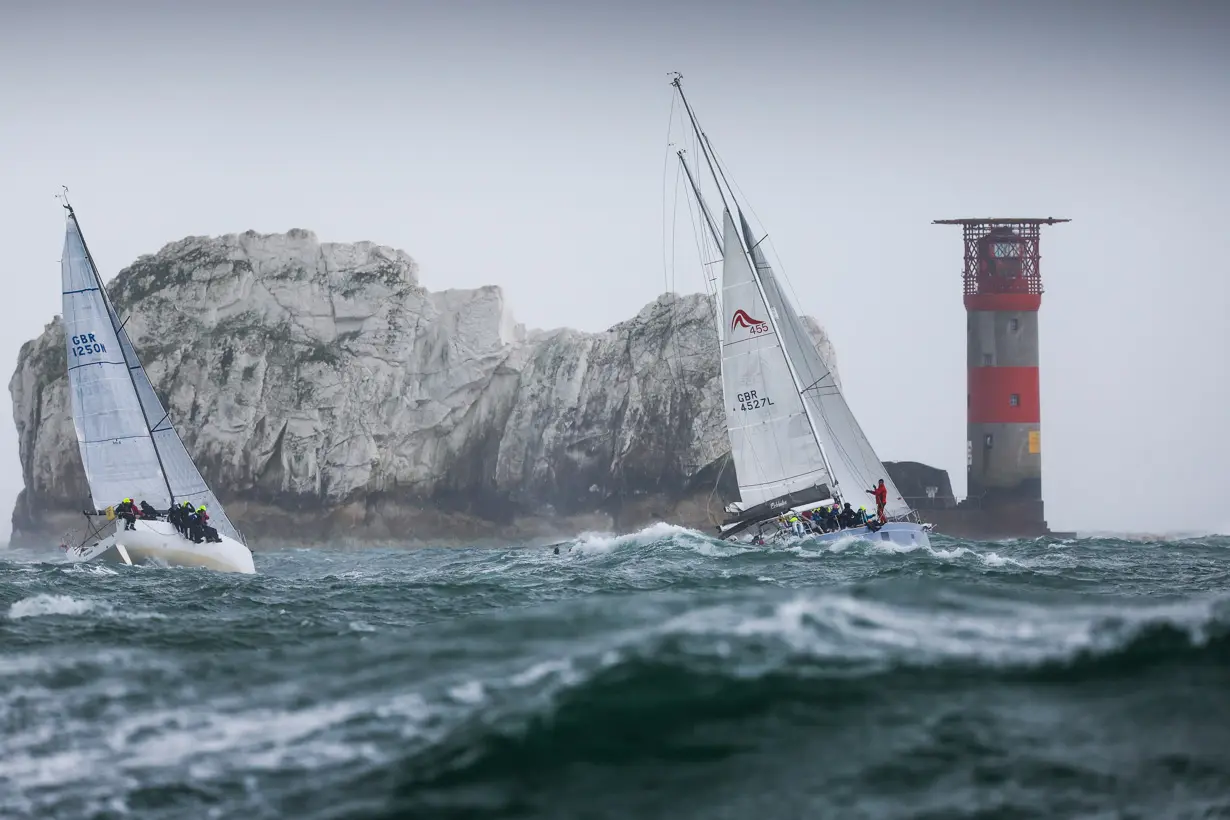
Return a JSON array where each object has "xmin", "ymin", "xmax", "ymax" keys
[
  {"xmin": 63, "ymin": 198, "xmax": 177, "ymax": 508},
  {"xmin": 671, "ymin": 76, "xmax": 844, "ymax": 503},
  {"xmin": 672, "ymin": 75, "xmax": 735, "ymax": 220},
  {"xmin": 676, "ymin": 150, "xmax": 721, "ymax": 249}
]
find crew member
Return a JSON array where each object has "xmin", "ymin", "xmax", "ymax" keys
[
  {"xmin": 181, "ymin": 501, "xmax": 195, "ymax": 538},
  {"xmin": 196, "ymin": 505, "xmax": 221, "ymax": 543},
  {"xmin": 115, "ymin": 498, "xmax": 137, "ymax": 530},
  {"xmin": 823, "ymin": 504, "xmax": 841, "ymax": 532},
  {"xmin": 139, "ymin": 500, "xmax": 159, "ymax": 520},
  {"xmin": 866, "ymin": 479, "xmax": 889, "ymax": 523}
]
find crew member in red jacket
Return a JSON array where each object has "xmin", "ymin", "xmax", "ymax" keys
[{"xmin": 866, "ymin": 479, "xmax": 888, "ymax": 523}]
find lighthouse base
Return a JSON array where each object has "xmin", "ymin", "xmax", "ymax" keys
[
  {"xmin": 883, "ymin": 461, "xmax": 1067, "ymax": 540},
  {"xmin": 923, "ymin": 503, "xmax": 1055, "ymax": 540}
]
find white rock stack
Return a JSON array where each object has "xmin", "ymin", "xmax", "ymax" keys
[{"xmin": 10, "ymin": 230, "xmax": 840, "ymax": 544}]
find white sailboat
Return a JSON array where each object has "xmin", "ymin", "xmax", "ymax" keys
[
  {"xmin": 670, "ymin": 76, "xmax": 931, "ymax": 549},
  {"xmin": 57, "ymin": 197, "xmax": 256, "ymax": 574}
]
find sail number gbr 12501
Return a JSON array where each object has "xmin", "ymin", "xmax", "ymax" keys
[
  {"xmin": 735, "ymin": 390, "xmax": 774, "ymax": 411},
  {"xmin": 70, "ymin": 333, "xmax": 107, "ymax": 357}
]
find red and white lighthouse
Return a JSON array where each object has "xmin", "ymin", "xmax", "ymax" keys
[{"xmin": 935, "ymin": 217, "xmax": 1068, "ymax": 534}]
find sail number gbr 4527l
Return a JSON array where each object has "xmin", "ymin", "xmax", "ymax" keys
[{"xmin": 736, "ymin": 390, "xmax": 774, "ymax": 411}]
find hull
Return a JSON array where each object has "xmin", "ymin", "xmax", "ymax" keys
[
  {"xmin": 66, "ymin": 519, "xmax": 256, "ymax": 574},
  {"xmin": 743, "ymin": 521, "xmax": 932, "ymax": 550}
]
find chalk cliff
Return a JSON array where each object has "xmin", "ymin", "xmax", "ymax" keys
[{"xmin": 10, "ymin": 229, "xmax": 843, "ymax": 544}]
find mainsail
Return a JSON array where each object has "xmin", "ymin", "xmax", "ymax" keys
[
  {"xmin": 61, "ymin": 208, "xmax": 243, "ymax": 542},
  {"xmin": 719, "ymin": 210, "xmax": 832, "ymax": 507},
  {"xmin": 740, "ymin": 215, "xmax": 911, "ymax": 519}
]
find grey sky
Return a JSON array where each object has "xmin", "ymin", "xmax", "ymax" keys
[{"xmin": 2, "ymin": 0, "xmax": 1227, "ymax": 537}]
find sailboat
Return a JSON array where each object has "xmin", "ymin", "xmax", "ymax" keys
[
  {"xmin": 57, "ymin": 197, "xmax": 256, "ymax": 574},
  {"xmin": 669, "ymin": 76, "xmax": 931, "ymax": 548}
]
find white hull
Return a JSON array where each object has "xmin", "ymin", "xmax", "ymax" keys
[
  {"xmin": 743, "ymin": 521, "xmax": 932, "ymax": 550},
  {"xmin": 66, "ymin": 519, "xmax": 256, "ymax": 574}
]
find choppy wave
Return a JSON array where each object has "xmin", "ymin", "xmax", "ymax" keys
[{"xmin": 2, "ymin": 526, "xmax": 1229, "ymax": 819}]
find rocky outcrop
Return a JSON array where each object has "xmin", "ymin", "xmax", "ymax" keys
[
  {"xmin": 883, "ymin": 461, "xmax": 956, "ymax": 511},
  {"xmin": 11, "ymin": 229, "xmax": 844, "ymax": 544}
]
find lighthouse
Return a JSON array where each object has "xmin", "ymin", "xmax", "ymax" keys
[{"xmin": 934, "ymin": 217, "xmax": 1068, "ymax": 535}]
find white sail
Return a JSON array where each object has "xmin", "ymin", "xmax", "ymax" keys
[
  {"xmin": 62, "ymin": 214, "xmax": 171, "ymax": 509},
  {"xmin": 105, "ymin": 300, "xmax": 244, "ymax": 542},
  {"xmin": 741, "ymin": 215, "xmax": 911, "ymax": 518},
  {"xmin": 61, "ymin": 210, "xmax": 244, "ymax": 541},
  {"xmin": 719, "ymin": 210, "xmax": 832, "ymax": 506}
]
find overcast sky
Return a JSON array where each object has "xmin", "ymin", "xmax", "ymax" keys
[{"xmin": 2, "ymin": 0, "xmax": 1227, "ymax": 537}]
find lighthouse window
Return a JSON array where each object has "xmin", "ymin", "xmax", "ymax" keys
[
  {"xmin": 1009, "ymin": 318, "xmax": 1019, "ymax": 332},
  {"xmin": 982, "ymin": 353, "xmax": 993, "ymax": 365},
  {"xmin": 1010, "ymin": 393, "xmax": 1020, "ymax": 407}
]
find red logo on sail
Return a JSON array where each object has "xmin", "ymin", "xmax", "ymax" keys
[{"xmin": 730, "ymin": 309, "xmax": 765, "ymax": 331}]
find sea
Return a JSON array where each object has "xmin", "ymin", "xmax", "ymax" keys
[{"xmin": 2, "ymin": 525, "xmax": 1229, "ymax": 819}]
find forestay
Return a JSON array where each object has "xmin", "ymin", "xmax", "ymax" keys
[
  {"xmin": 719, "ymin": 210, "xmax": 832, "ymax": 507},
  {"xmin": 740, "ymin": 215, "xmax": 911, "ymax": 518},
  {"xmin": 61, "ymin": 210, "xmax": 244, "ymax": 542}
]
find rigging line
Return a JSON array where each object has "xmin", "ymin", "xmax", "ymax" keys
[
  {"xmin": 678, "ymin": 165, "xmax": 719, "ymax": 334},
  {"xmin": 670, "ymin": 160, "xmax": 681, "ymax": 297},
  {"xmin": 674, "ymin": 167, "xmax": 693, "ymax": 390},
  {"xmin": 666, "ymin": 162, "xmax": 686, "ymax": 388},
  {"xmin": 798, "ymin": 373, "xmax": 836, "ymax": 394},
  {"xmin": 672, "ymin": 77, "xmax": 734, "ymax": 221},
  {"xmin": 661, "ymin": 90, "xmax": 677, "ymax": 296},
  {"xmin": 706, "ymin": 451, "xmax": 730, "ymax": 527},
  {"xmin": 68, "ymin": 359, "xmax": 127, "ymax": 372},
  {"xmin": 81, "ymin": 432, "xmax": 160, "ymax": 444},
  {"xmin": 707, "ymin": 143, "xmax": 811, "ymax": 321},
  {"xmin": 677, "ymin": 151, "xmax": 721, "ymax": 251}
]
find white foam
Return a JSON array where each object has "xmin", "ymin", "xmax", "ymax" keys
[
  {"xmin": 7, "ymin": 594, "xmax": 99, "ymax": 619},
  {"xmin": 570, "ymin": 521, "xmax": 699, "ymax": 555},
  {"xmin": 813, "ymin": 533, "xmax": 862, "ymax": 554},
  {"xmin": 447, "ymin": 680, "xmax": 485, "ymax": 705},
  {"xmin": 690, "ymin": 538, "xmax": 752, "ymax": 558},
  {"xmin": 871, "ymin": 538, "xmax": 924, "ymax": 554},
  {"xmin": 70, "ymin": 563, "xmax": 120, "ymax": 576},
  {"xmin": 510, "ymin": 658, "xmax": 577, "ymax": 687},
  {"xmin": 660, "ymin": 589, "xmax": 1229, "ymax": 669}
]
